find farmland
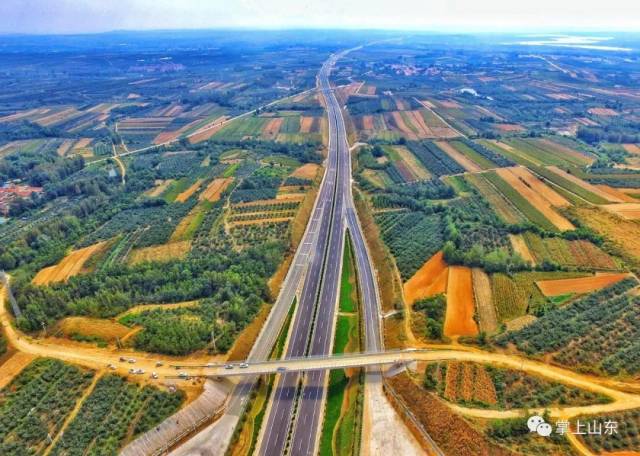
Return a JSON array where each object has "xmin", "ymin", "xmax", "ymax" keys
[
  {"xmin": 424, "ymin": 361, "xmax": 609, "ymax": 410},
  {"xmin": 51, "ymin": 374, "xmax": 184, "ymax": 455},
  {"xmin": 497, "ymin": 278, "xmax": 640, "ymax": 375},
  {"xmin": 4, "ymin": 28, "xmax": 640, "ymax": 456},
  {"xmin": 0, "ymin": 358, "xmax": 94, "ymax": 455}
]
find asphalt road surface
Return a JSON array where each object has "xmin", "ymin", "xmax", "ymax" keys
[{"xmin": 257, "ymin": 56, "xmax": 345, "ymax": 456}]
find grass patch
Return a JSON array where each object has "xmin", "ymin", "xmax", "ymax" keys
[
  {"xmin": 224, "ymin": 162, "xmax": 241, "ymax": 178},
  {"xmin": 162, "ymin": 177, "xmax": 192, "ymax": 202},
  {"xmin": 451, "ymin": 140, "xmax": 496, "ymax": 169},
  {"xmin": 339, "ymin": 235, "xmax": 356, "ymax": 313}
]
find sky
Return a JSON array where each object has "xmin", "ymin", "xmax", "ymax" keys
[{"xmin": 1, "ymin": 0, "xmax": 639, "ymax": 35}]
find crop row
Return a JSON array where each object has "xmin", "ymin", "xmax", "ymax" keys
[
  {"xmin": 375, "ymin": 211, "xmax": 446, "ymax": 280},
  {"xmin": 407, "ymin": 141, "xmax": 465, "ymax": 177}
]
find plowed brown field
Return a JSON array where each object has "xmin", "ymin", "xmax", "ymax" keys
[
  {"xmin": 199, "ymin": 177, "xmax": 234, "ymax": 202},
  {"xmin": 444, "ymin": 266, "xmax": 478, "ymax": 337},
  {"xmin": 403, "ymin": 251, "xmax": 448, "ymax": 305},
  {"xmin": 536, "ymin": 273, "xmax": 629, "ymax": 296},
  {"xmin": 175, "ymin": 179, "xmax": 203, "ymax": 202},
  {"xmin": 509, "ymin": 234, "xmax": 536, "ymax": 264}
]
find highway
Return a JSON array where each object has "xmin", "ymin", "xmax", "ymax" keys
[
  {"xmin": 288, "ymin": 55, "xmax": 348, "ymax": 456},
  {"xmin": 170, "ymin": 70, "xmax": 340, "ymax": 456},
  {"xmin": 257, "ymin": 54, "xmax": 346, "ymax": 456}
]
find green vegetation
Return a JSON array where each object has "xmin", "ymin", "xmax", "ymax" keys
[
  {"xmin": 497, "ymin": 278, "xmax": 640, "ymax": 375},
  {"xmin": 581, "ymin": 408, "xmax": 640, "ymax": 454},
  {"xmin": 531, "ymin": 165, "xmax": 608, "ymax": 204},
  {"xmin": 375, "ymin": 211, "xmax": 446, "ymax": 279},
  {"xmin": 484, "ymin": 171, "xmax": 556, "ymax": 231},
  {"xmin": 413, "ymin": 294, "xmax": 446, "ymax": 339},
  {"xmin": 51, "ymin": 374, "xmax": 183, "ymax": 456},
  {"xmin": 0, "ymin": 358, "xmax": 94, "ymax": 456},
  {"xmin": 339, "ymin": 236, "xmax": 356, "ymax": 313},
  {"xmin": 491, "ymin": 271, "xmax": 586, "ymax": 322}
]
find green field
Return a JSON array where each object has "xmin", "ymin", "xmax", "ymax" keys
[
  {"xmin": 162, "ymin": 177, "xmax": 193, "ymax": 202},
  {"xmin": 339, "ymin": 236, "xmax": 356, "ymax": 313},
  {"xmin": 213, "ymin": 116, "xmax": 268, "ymax": 141},
  {"xmin": 449, "ymin": 140, "xmax": 496, "ymax": 169},
  {"xmin": 483, "ymin": 171, "xmax": 556, "ymax": 231}
]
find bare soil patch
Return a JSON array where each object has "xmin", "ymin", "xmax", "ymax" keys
[
  {"xmin": 537, "ymin": 273, "xmax": 629, "ymax": 296},
  {"xmin": 33, "ymin": 241, "xmax": 108, "ymax": 285},
  {"xmin": 435, "ymin": 141, "xmax": 481, "ymax": 172},
  {"xmin": 290, "ymin": 163, "xmax": 319, "ymax": 180},
  {"xmin": 199, "ymin": 177, "xmax": 234, "ymax": 202},
  {"xmin": 509, "ymin": 166, "xmax": 570, "ymax": 207},
  {"xmin": 596, "ymin": 185, "xmax": 638, "ymax": 203},
  {"xmin": 509, "ymin": 234, "xmax": 536, "ymax": 264},
  {"xmin": 0, "ymin": 352, "xmax": 36, "ymax": 389},
  {"xmin": 56, "ymin": 316, "xmax": 131, "ymax": 343},
  {"xmin": 444, "ymin": 266, "xmax": 479, "ymax": 337},
  {"xmin": 175, "ymin": 179, "xmax": 204, "ymax": 203},
  {"xmin": 602, "ymin": 203, "xmax": 640, "ymax": 220},
  {"xmin": 496, "ymin": 167, "xmax": 574, "ymax": 230},
  {"xmin": 588, "ymin": 107, "xmax": 619, "ymax": 116},
  {"xmin": 403, "ymin": 251, "xmax": 448, "ymax": 305},
  {"xmin": 145, "ymin": 179, "xmax": 174, "ymax": 197}
]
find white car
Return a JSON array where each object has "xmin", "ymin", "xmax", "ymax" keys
[
  {"xmin": 128, "ymin": 358, "xmax": 136, "ymax": 364},
  {"xmin": 224, "ymin": 364, "xmax": 234, "ymax": 370},
  {"xmin": 239, "ymin": 363, "xmax": 249, "ymax": 369},
  {"xmin": 151, "ymin": 372, "xmax": 158, "ymax": 379},
  {"xmin": 178, "ymin": 372, "xmax": 189, "ymax": 379},
  {"xmin": 107, "ymin": 364, "xmax": 116, "ymax": 370},
  {"xmin": 155, "ymin": 361, "xmax": 164, "ymax": 367}
]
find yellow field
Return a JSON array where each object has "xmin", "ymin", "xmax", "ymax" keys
[
  {"xmin": 56, "ymin": 316, "xmax": 131, "ymax": 342},
  {"xmin": 200, "ymin": 177, "xmax": 234, "ymax": 202},
  {"xmin": 290, "ymin": 163, "xmax": 320, "ymax": 180},
  {"xmin": 128, "ymin": 240, "xmax": 191, "ymax": 265},
  {"xmin": 175, "ymin": 178, "xmax": 204, "ymax": 202},
  {"xmin": 144, "ymin": 179, "xmax": 174, "ymax": 197},
  {"xmin": 33, "ymin": 241, "xmax": 108, "ymax": 285}
]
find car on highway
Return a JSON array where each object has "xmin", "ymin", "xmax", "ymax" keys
[
  {"xmin": 239, "ymin": 363, "xmax": 249, "ymax": 369},
  {"xmin": 128, "ymin": 358, "xmax": 136, "ymax": 364},
  {"xmin": 276, "ymin": 367, "xmax": 287, "ymax": 373},
  {"xmin": 155, "ymin": 361, "xmax": 163, "ymax": 367},
  {"xmin": 107, "ymin": 364, "xmax": 116, "ymax": 370},
  {"xmin": 224, "ymin": 364, "xmax": 234, "ymax": 369},
  {"xmin": 151, "ymin": 372, "xmax": 158, "ymax": 379},
  {"xmin": 178, "ymin": 372, "xmax": 189, "ymax": 379}
]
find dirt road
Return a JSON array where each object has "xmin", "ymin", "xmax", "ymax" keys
[{"xmin": 1, "ymin": 285, "xmax": 222, "ymax": 391}]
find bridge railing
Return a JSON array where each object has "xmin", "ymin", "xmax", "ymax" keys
[{"xmin": 169, "ymin": 348, "xmax": 429, "ymax": 369}]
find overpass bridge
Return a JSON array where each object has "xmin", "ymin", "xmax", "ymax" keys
[{"xmin": 167, "ymin": 349, "xmax": 442, "ymax": 379}]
